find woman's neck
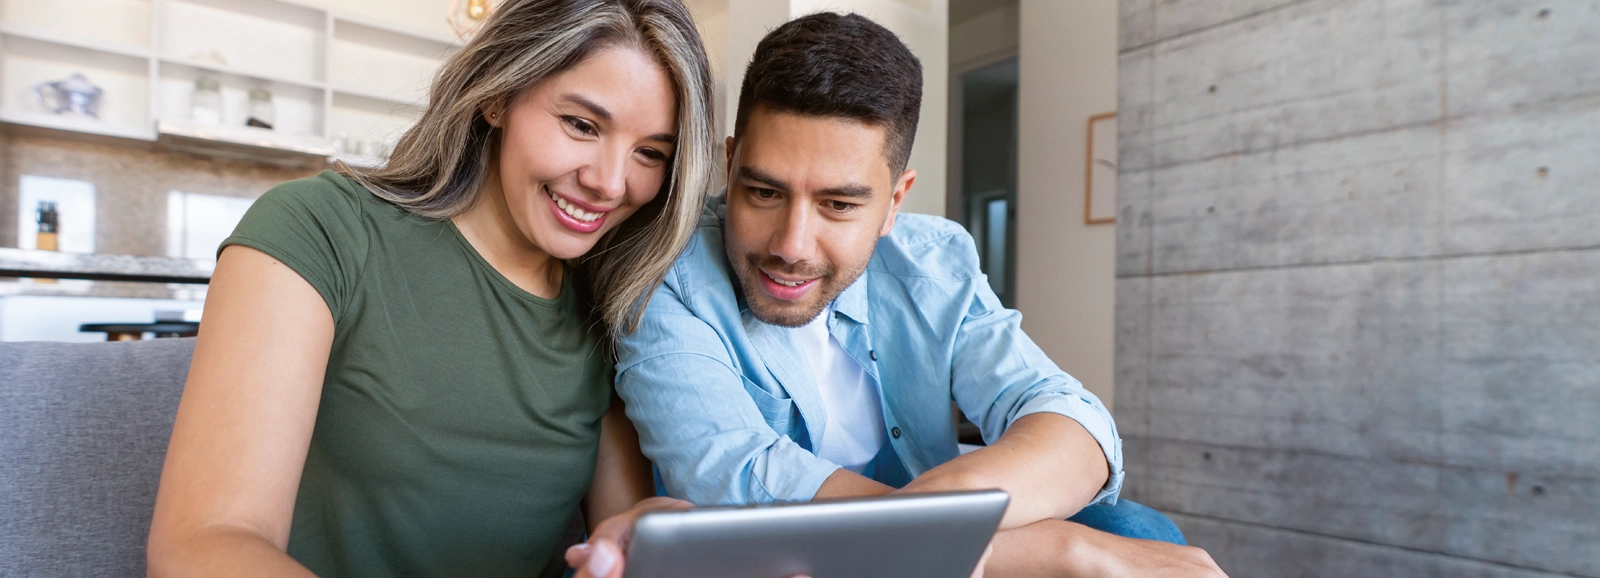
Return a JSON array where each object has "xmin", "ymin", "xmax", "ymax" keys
[{"xmin": 452, "ymin": 169, "xmax": 564, "ymax": 299}]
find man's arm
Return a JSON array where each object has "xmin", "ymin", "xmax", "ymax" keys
[
  {"xmin": 811, "ymin": 414, "xmax": 1103, "ymax": 529},
  {"xmin": 943, "ymin": 264, "xmax": 1123, "ymax": 528},
  {"xmin": 901, "ymin": 413, "xmax": 1106, "ymax": 528}
]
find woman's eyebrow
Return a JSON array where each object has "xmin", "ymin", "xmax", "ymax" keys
[
  {"xmin": 560, "ymin": 93, "xmax": 675, "ymax": 144},
  {"xmin": 559, "ymin": 93, "xmax": 612, "ymax": 120}
]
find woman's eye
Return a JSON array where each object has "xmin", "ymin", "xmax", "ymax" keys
[
  {"xmin": 637, "ymin": 148, "xmax": 668, "ymax": 163},
  {"xmin": 563, "ymin": 116, "xmax": 597, "ymax": 136}
]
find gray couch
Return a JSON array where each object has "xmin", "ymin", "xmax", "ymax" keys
[
  {"xmin": 0, "ymin": 338, "xmax": 194, "ymax": 577},
  {"xmin": 0, "ymin": 338, "xmax": 587, "ymax": 577}
]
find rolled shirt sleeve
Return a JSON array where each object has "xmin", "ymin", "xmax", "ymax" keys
[{"xmin": 949, "ymin": 278, "xmax": 1125, "ymax": 506}]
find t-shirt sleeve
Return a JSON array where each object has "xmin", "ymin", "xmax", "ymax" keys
[{"xmin": 220, "ymin": 174, "xmax": 370, "ymax": 321}]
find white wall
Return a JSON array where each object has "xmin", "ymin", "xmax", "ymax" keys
[{"xmin": 1015, "ymin": 0, "xmax": 1118, "ymax": 409}]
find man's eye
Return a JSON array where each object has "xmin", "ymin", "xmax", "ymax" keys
[
  {"xmin": 562, "ymin": 116, "xmax": 597, "ymax": 136},
  {"xmin": 752, "ymin": 187, "xmax": 779, "ymax": 200},
  {"xmin": 827, "ymin": 200, "xmax": 856, "ymax": 212}
]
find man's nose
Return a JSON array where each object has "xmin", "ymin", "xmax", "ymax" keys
[{"xmin": 768, "ymin": 203, "xmax": 817, "ymax": 265}]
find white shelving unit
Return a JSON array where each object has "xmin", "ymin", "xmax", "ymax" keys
[{"xmin": 0, "ymin": 0, "xmax": 457, "ymax": 165}]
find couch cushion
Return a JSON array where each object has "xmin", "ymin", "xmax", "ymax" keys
[{"xmin": 0, "ymin": 338, "xmax": 194, "ymax": 578}]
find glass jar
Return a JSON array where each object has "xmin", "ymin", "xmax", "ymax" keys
[
  {"xmin": 192, "ymin": 76, "xmax": 222, "ymax": 124},
  {"xmin": 246, "ymin": 88, "xmax": 275, "ymax": 130}
]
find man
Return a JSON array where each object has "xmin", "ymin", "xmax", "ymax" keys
[{"xmin": 571, "ymin": 12, "xmax": 1226, "ymax": 578}]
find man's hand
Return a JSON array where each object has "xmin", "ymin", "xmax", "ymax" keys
[
  {"xmin": 1073, "ymin": 534, "xmax": 1226, "ymax": 578},
  {"xmin": 970, "ymin": 543, "xmax": 993, "ymax": 578},
  {"xmin": 988, "ymin": 518, "xmax": 1226, "ymax": 578},
  {"xmin": 566, "ymin": 497, "xmax": 692, "ymax": 578}
]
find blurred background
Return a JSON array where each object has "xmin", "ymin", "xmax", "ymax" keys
[{"xmin": 0, "ymin": 0, "xmax": 1593, "ymax": 575}]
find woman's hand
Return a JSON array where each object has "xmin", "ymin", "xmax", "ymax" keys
[{"xmin": 566, "ymin": 496, "xmax": 692, "ymax": 578}]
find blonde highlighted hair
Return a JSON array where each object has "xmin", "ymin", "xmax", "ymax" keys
[{"xmin": 341, "ymin": 0, "xmax": 714, "ymax": 335}]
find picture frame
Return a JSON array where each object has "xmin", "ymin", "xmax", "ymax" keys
[{"xmin": 1085, "ymin": 111, "xmax": 1117, "ymax": 225}]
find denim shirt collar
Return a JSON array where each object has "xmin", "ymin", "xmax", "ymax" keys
[{"xmin": 831, "ymin": 270, "xmax": 871, "ymax": 325}]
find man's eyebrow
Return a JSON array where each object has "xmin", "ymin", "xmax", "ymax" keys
[
  {"xmin": 738, "ymin": 166, "xmax": 873, "ymax": 198},
  {"xmin": 816, "ymin": 184, "xmax": 873, "ymax": 199},
  {"xmin": 737, "ymin": 166, "xmax": 790, "ymax": 191},
  {"xmin": 560, "ymin": 93, "xmax": 675, "ymax": 144}
]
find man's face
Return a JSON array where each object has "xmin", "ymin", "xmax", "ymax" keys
[{"xmin": 723, "ymin": 107, "xmax": 915, "ymax": 327}]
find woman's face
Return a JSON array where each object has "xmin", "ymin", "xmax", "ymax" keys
[{"xmin": 491, "ymin": 46, "xmax": 678, "ymax": 260}]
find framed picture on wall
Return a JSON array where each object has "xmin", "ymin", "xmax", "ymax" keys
[{"xmin": 1085, "ymin": 111, "xmax": 1117, "ymax": 225}]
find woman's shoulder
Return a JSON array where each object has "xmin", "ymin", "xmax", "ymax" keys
[{"xmin": 257, "ymin": 170, "xmax": 377, "ymax": 214}]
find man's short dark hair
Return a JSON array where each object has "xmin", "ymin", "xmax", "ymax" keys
[{"xmin": 733, "ymin": 12, "xmax": 923, "ymax": 175}]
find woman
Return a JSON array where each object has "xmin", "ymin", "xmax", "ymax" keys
[{"xmin": 147, "ymin": 1, "xmax": 712, "ymax": 576}]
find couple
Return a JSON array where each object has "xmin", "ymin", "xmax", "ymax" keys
[{"xmin": 147, "ymin": 1, "xmax": 1224, "ymax": 577}]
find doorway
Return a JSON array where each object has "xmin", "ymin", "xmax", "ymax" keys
[{"xmin": 954, "ymin": 59, "xmax": 1018, "ymax": 307}]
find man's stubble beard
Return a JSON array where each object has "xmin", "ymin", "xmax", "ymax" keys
[{"xmin": 726, "ymin": 237, "xmax": 873, "ymax": 328}]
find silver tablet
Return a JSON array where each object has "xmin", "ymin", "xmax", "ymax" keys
[{"xmin": 622, "ymin": 490, "xmax": 1009, "ymax": 578}]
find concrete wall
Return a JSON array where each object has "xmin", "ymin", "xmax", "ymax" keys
[
  {"xmin": 1015, "ymin": 0, "xmax": 1119, "ymax": 409},
  {"xmin": 1115, "ymin": 0, "xmax": 1600, "ymax": 576}
]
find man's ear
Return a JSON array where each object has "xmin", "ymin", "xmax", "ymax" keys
[
  {"xmin": 880, "ymin": 168, "xmax": 916, "ymax": 237},
  {"xmin": 724, "ymin": 136, "xmax": 736, "ymax": 182}
]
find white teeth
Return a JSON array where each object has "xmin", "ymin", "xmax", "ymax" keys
[
  {"xmin": 550, "ymin": 191, "xmax": 600, "ymax": 223},
  {"xmin": 770, "ymin": 275, "xmax": 805, "ymax": 287}
]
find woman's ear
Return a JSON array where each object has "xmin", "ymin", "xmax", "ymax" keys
[{"xmin": 482, "ymin": 102, "xmax": 506, "ymax": 127}]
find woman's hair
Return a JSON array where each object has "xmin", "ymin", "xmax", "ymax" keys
[{"xmin": 340, "ymin": 0, "xmax": 714, "ymax": 336}]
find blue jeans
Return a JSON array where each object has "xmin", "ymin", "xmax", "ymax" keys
[
  {"xmin": 655, "ymin": 468, "xmax": 1186, "ymax": 545},
  {"xmin": 1066, "ymin": 499, "xmax": 1186, "ymax": 545}
]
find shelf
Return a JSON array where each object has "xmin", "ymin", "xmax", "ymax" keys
[
  {"xmin": 159, "ymin": 56, "xmax": 326, "ymax": 92},
  {"xmin": 331, "ymin": 17, "xmax": 450, "ymax": 112},
  {"xmin": 0, "ymin": 109, "xmax": 155, "ymax": 141},
  {"xmin": 1, "ymin": 0, "xmax": 153, "ymax": 49},
  {"xmin": 156, "ymin": 62, "xmax": 326, "ymax": 137},
  {"xmin": 156, "ymin": 119, "xmax": 333, "ymax": 167},
  {"xmin": 0, "ymin": 22, "xmax": 152, "ymax": 60},
  {"xmin": 1, "ymin": 34, "xmax": 152, "ymax": 131},
  {"xmin": 332, "ymin": 84, "xmax": 427, "ymax": 109},
  {"xmin": 0, "ymin": 0, "xmax": 443, "ymax": 165},
  {"xmin": 160, "ymin": 0, "xmax": 326, "ymax": 86},
  {"xmin": 333, "ymin": 13, "xmax": 459, "ymax": 51}
]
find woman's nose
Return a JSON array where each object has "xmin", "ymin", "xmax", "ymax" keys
[{"xmin": 579, "ymin": 150, "xmax": 629, "ymax": 201}]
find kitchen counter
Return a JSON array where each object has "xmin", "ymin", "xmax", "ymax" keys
[{"xmin": 0, "ymin": 248, "xmax": 213, "ymax": 285}]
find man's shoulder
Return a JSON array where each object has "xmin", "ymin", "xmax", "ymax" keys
[
  {"xmin": 869, "ymin": 212, "xmax": 983, "ymax": 283},
  {"xmin": 662, "ymin": 199, "xmax": 736, "ymax": 299}
]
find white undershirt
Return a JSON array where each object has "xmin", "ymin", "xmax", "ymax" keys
[{"xmin": 793, "ymin": 309, "xmax": 888, "ymax": 473}]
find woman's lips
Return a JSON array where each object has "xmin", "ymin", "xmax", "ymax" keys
[
  {"xmin": 544, "ymin": 188, "xmax": 608, "ymax": 234},
  {"xmin": 758, "ymin": 269, "xmax": 818, "ymax": 301}
]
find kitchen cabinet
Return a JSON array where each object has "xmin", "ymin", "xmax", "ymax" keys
[{"xmin": 0, "ymin": 0, "xmax": 458, "ymax": 166}]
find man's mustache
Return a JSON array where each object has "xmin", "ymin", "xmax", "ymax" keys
[{"xmin": 747, "ymin": 254, "xmax": 832, "ymax": 280}]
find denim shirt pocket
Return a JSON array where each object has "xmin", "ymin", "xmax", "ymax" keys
[{"xmin": 739, "ymin": 375, "xmax": 798, "ymax": 437}]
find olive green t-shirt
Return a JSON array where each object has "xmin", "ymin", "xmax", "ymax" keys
[{"xmin": 222, "ymin": 171, "xmax": 608, "ymax": 577}]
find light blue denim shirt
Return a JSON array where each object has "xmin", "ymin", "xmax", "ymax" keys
[{"xmin": 615, "ymin": 196, "xmax": 1124, "ymax": 507}]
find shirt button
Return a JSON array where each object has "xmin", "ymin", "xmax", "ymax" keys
[
  {"xmin": 870, "ymin": 350, "xmax": 878, "ymax": 361},
  {"xmin": 891, "ymin": 427, "xmax": 902, "ymax": 439}
]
